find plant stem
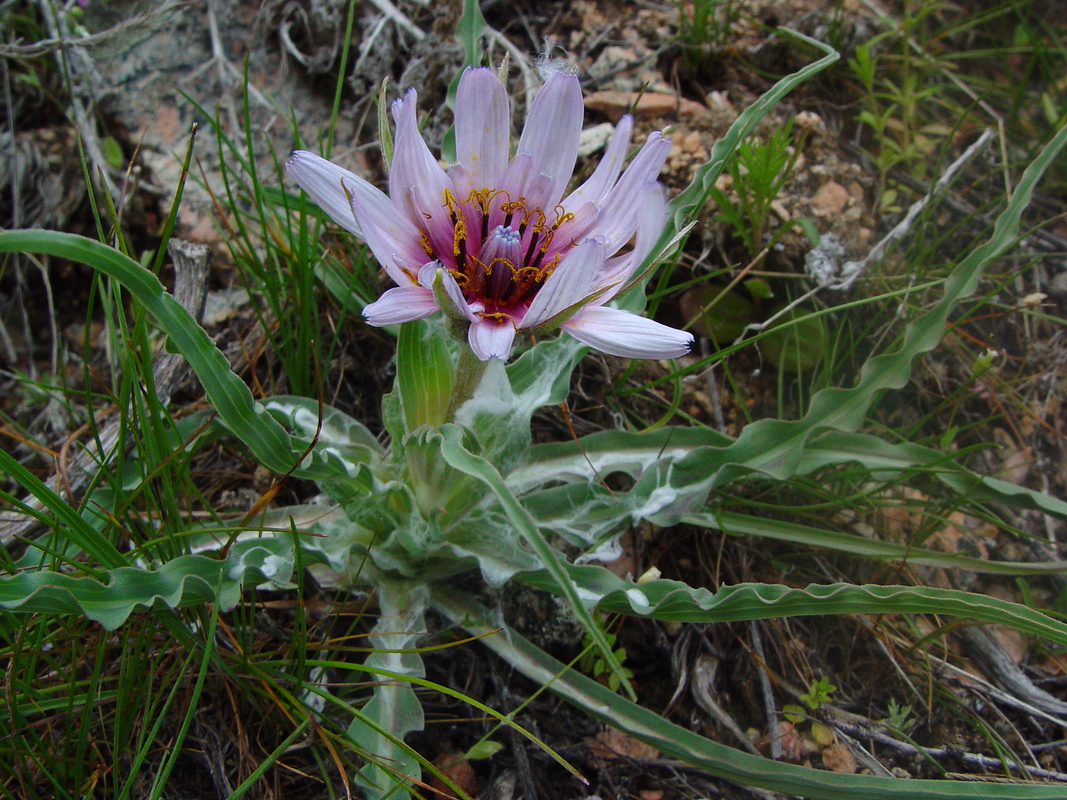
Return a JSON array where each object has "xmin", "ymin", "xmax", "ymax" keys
[{"xmin": 445, "ymin": 343, "xmax": 488, "ymax": 422}]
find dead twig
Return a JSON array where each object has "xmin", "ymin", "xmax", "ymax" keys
[
  {"xmin": 958, "ymin": 625, "xmax": 1067, "ymax": 719},
  {"xmin": 690, "ymin": 654, "xmax": 763, "ymax": 757},
  {"xmin": 827, "ymin": 712, "xmax": 1067, "ymax": 783},
  {"xmin": 748, "ymin": 621, "xmax": 782, "ymax": 762},
  {"xmin": 832, "ymin": 129, "xmax": 996, "ymax": 291},
  {"xmin": 0, "ymin": 0, "xmax": 180, "ymax": 59},
  {"xmin": 35, "ymin": 0, "xmax": 122, "ymax": 206}
]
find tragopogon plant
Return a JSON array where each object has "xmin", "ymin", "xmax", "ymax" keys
[{"xmin": 4, "ymin": 22, "xmax": 1067, "ymax": 800}]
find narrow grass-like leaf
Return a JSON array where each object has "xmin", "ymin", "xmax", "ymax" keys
[
  {"xmin": 147, "ymin": 599, "xmax": 219, "ymax": 800},
  {"xmin": 281, "ymin": 657, "xmax": 583, "ymax": 781},
  {"xmin": 0, "ymin": 230, "xmax": 305, "ymax": 475},
  {"xmin": 688, "ymin": 510, "xmax": 1067, "ymax": 575},
  {"xmin": 0, "ymin": 449, "xmax": 123, "ymax": 572}
]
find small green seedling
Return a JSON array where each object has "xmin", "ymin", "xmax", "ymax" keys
[{"xmin": 799, "ymin": 676, "xmax": 837, "ymax": 711}]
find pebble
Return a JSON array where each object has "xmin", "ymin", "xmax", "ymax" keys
[{"xmin": 810, "ymin": 181, "xmax": 850, "ymax": 216}]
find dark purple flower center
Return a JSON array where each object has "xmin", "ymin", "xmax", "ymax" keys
[{"xmin": 422, "ymin": 188, "xmax": 576, "ymax": 318}]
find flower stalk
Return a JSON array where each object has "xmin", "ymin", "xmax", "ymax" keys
[{"xmin": 444, "ymin": 342, "xmax": 488, "ymax": 423}]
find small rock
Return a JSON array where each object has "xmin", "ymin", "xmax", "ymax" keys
[
  {"xmin": 428, "ymin": 750, "xmax": 476, "ymax": 797},
  {"xmin": 584, "ymin": 91, "xmax": 712, "ymax": 123},
  {"xmin": 795, "ymin": 110, "xmax": 826, "ymax": 133},
  {"xmin": 993, "ymin": 427, "xmax": 1031, "ymax": 485},
  {"xmin": 588, "ymin": 728, "xmax": 660, "ymax": 763},
  {"xmin": 578, "ymin": 122, "xmax": 615, "ymax": 157},
  {"xmin": 1048, "ymin": 270, "xmax": 1067, "ymax": 297},
  {"xmin": 65, "ymin": 321, "xmax": 105, "ymax": 350},
  {"xmin": 822, "ymin": 742, "xmax": 858, "ymax": 773},
  {"xmin": 811, "ymin": 181, "xmax": 850, "ymax": 216},
  {"xmin": 758, "ymin": 721, "xmax": 803, "ymax": 762}
]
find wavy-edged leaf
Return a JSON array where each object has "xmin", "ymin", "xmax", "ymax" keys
[
  {"xmin": 578, "ymin": 123, "xmax": 1067, "ymax": 518},
  {"xmin": 516, "ymin": 565, "xmax": 1067, "ymax": 647},
  {"xmin": 801, "ymin": 431, "xmax": 1067, "ymax": 519},
  {"xmin": 0, "ymin": 537, "xmax": 311, "ymax": 629},
  {"xmin": 511, "ymin": 425, "xmax": 1067, "ymax": 534},
  {"xmin": 262, "ymin": 395, "xmax": 385, "ymax": 493},
  {"xmin": 350, "ymin": 580, "xmax": 427, "ymax": 800}
]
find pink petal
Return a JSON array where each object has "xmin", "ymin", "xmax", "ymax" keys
[
  {"xmin": 289, "ymin": 150, "xmax": 427, "ymax": 286},
  {"xmin": 468, "ymin": 318, "xmax": 517, "ymax": 361},
  {"xmin": 562, "ymin": 305, "xmax": 693, "ymax": 359},
  {"xmin": 595, "ymin": 182, "xmax": 666, "ymax": 301},
  {"xmin": 389, "ymin": 89, "xmax": 455, "ymax": 254},
  {"xmin": 498, "ymin": 152, "xmax": 534, "ymax": 202},
  {"xmin": 519, "ymin": 239, "xmax": 605, "ymax": 329},
  {"xmin": 363, "ymin": 285, "xmax": 439, "ymax": 326},
  {"xmin": 347, "ymin": 185, "xmax": 428, "ymax": 287},
  {"xmin": 455, "ymin": 68, "xmax": 510, "ymax": 188},
  {"xmin": 516, "ymin": 72, "xmax": 583, "ymax": 209},
  {"xmin": 286, "ymin": 151, "xmax": 366, "ymax": 236},
  {"xmin": 562, "ymin": 115, "xmax": 634, "ymax": 211},
  {"xmin": 595, "ymin": 133, "xmax": 671, "ymax": 253}
]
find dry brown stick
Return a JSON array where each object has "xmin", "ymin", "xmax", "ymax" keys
[
  {"xmin": 0, "ymin": 0, "xmax": 180, "ymax": 59},
  {"xmin": 827, "ymin": 713, "xmax": 1067, "ymax": 783},
  {"xmin": 689, "ymin": 654, "xmax": 763, "ymax": 757},
  {"xmin": 957, "ymin": 625, "xmax": 1067, "ymax": 719},
  {"xmin": 747, "ymin": 620, "xmax": 782, "ymax": 762},
  {"xmin": 0, "ymin": 239, "xmax": 211, "ymax": 548}
]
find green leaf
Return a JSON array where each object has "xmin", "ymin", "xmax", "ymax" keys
[
  {"xmin": 465, "ymin": 740, "xmax": 504, "ymax": 760},
  {"xmin": 687, "ymin": 509, "xmax": 1067, "ymax": 575},
  {"xmin": 517, "ymin": 565, "xmax": 1067, "ymax": 649},
  {"xmin": 761, "ymin": 306, "xmax": 829, "ymax": 373},
  {"xmin": 679, "ymin": 285, "xmax": 755, "ymax": 341},
  {"xmin": 349, "ymin": 580, "xmax": 427, "ymax": 800},
  {"xmin": 455, "ymin": 0, "xmax": 486, "ymax": 68},
  {"xmin": 263, "ymin": 395, "xmax": 385, "ymax": 489},
  {"xmin": 0, "ymin": 537, "xmax": 308, "ymax": 629},
  {"xmin": 0, "ymin": 231, "xmax": 306, "ymax": 476},
  {"xmin": 433, "ymin": 424, "xmax": 637, "ymax": 700},
  {"xmin": 397, "ymin": 317, "xmax": 455, "ymax": 432},
  {"xmin": 437, "ymin": 587, "xmax": 1067, "ymax": 800}
]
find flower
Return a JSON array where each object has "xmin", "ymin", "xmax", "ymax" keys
[{"xmin": 286, "ymin": 67, "xmax": 693, "ymax": 361}]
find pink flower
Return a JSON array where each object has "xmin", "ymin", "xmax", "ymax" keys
[{"xmin": 286, "ymin": 67, "xmax": 693, "ymax": 361}]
